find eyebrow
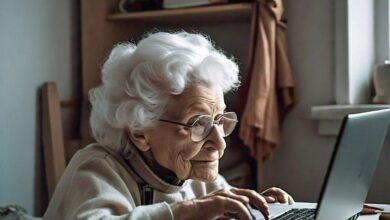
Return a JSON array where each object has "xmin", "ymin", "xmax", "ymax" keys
[{"xmin": 183, "ymin": 102, "xmax": 226, "ymax": 116}]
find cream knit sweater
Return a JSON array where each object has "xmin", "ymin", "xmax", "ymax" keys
[{"xmin": 43, "ymin": 143, "xmax": 230, "ymax": 219}]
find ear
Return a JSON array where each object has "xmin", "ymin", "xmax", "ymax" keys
[{"xmin": 127, "ymin": 129, "xmax": 151, "ymax": 152}]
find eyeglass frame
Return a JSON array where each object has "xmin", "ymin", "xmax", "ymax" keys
[{"xmin": 158, "ymin": 112, "xmax": 238, "ymax": 142}]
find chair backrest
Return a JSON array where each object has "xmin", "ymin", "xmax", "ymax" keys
[
  {"xmin": 41, "ymin": 82, "xmax": 83, "ymax": 199},
  {"xmin": 41, "ymin": 82, "xmax": 67, "ymax": 199}
]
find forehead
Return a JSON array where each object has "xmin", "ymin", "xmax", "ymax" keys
[{"xmin": 164, "ymin": 84, "xmax": 226, "ymax": 118}]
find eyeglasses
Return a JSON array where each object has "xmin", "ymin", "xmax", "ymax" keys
[{"xmin": 159, "ymin": 112, "xmax": 238, "ymax": 142}]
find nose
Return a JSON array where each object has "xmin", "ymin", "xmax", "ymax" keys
[{"xmin": 204, "ymin": 124, "xmax": 226, "ymax": 153}]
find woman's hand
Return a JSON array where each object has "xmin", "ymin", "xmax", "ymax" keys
[
  {"xmin": 170, "ymin": 188, "xmax": 270, "ymax": 220},
  {"xmin": 260, "ymin": 187, "xmax": 295, "ymax": 204}
]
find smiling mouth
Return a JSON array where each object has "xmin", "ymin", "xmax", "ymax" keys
[{"xmin": 192, "ymin": 160, "xmax": 218, "ymax": 163}]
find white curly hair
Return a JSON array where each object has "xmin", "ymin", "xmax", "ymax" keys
[{"xmin": 89, "ymin": 31, "xmax": 240, "ymax": 151}]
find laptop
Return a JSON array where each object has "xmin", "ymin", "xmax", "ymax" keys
[{"xmin": 250, "ymin": 108, "xmax": 390, "ymax": 220}]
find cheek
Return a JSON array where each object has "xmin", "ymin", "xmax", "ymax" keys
[
  {"xmin": 179, "ymin": 141, "xmax": 204, "ymax": 160},
  {"xmin": 149, "ymin": 127, "xmax": 188, "ymax": 167},
  {"xmin": 171, "ymin": 140, "xmax": 204, "ymax": 180}
]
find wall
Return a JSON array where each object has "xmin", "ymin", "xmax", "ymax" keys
[
  {"xmin": 263, "ymin": 0, "xmax": 390, "ymax": 204},
  {"xmin": 0, "ymin": 0, "xmax": 79, "ymax": 215}
]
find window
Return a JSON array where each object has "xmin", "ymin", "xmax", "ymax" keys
[
  {"xmin": 375, "ymin": 0, "xmax": 390, "ymax": 64},
  {"xmin": 334, "ymin": 0, "xmax": 389, "ymax": 104},
  {"xmin": 311, "ymin": 1, "xmax": 390, "ymax": 136}
]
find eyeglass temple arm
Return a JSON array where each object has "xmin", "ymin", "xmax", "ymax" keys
[{"xmin": 159, "ymin": 119, "xmax": 193, "ymax": 128}]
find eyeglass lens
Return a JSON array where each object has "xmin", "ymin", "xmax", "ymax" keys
[{"xmin": 191, "ymin": 112, "xmax": 238, "ymax": 142}]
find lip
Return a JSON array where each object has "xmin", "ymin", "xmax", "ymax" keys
[
  {"xmin": 192, "ymin": 160, "xmax": 218, "ymax": 163},
  {"xmin": 192, "ymin": 158, "xmax": 219, "ymax": 162}
]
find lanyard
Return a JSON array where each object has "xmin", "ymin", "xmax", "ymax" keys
[{"xmin": 139, "ymin": 183, "xmax": 154, "ymax": 205}]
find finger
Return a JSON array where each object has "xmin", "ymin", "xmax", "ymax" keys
[
  {"xmin": 276, "ymin": 191, "xmax": 289, "ymax": 204},
  {"xmin": 264, "ymin": 187, "xmax": 289, "ymax": 204},
  {"xmin": 277, "ymin": 194, "xmax": 288, "ymax": 204},
  {"xmin": 215, "ymin": 189, "xmax": 250, "ymax": 204},
  {"xmin": 288, "ymin": 195, "xmax": 295, "ymax": 205},
  {"xmin": 216, "ymin": 196, "xmax": 252, "ymax": 220},
  {"xmin": 216, "ymin": 216, "xmax": 230, "ymax": 220},
  {"xmin": 231, "ymin": 188, "xmax": 269, "ymax": 218},
  {"xmin": 262, "ymin": 187, "xmax": 295, "ymax": 204},
  {"xmin": 264, "ymin": 196, "xmax": 277, "ymax": 203},
  {"xmin": 220, "ymin": 213, "xmax": 238, "ymax": 220}
]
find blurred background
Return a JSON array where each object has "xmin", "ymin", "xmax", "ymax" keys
[{"xmin": 0, "ymin": 0, "xmax": 389, "ymax": 216}]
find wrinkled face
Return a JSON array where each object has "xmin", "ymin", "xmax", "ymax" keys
[{"xmin": 143, "ymin": 84, "xmax": 227, "ymax": 182}]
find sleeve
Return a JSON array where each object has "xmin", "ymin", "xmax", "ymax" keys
[{"xmin": 44, "ymin": 157, "xmax": 174, "ymax": 220}]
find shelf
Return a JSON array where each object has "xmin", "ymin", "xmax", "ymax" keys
[
  {"xmin": 107, "ymin": 3, "xmax": 254, "ymax": 23},
  {"xmin": 310, "ymin": 104, "xmax": 390, "ymax": 120},
  {"xmin": 310, "ymin": 105, "xmax": 390, "ymax": 136}
]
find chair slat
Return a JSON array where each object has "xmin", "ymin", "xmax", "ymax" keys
[{"xmin": 41, "ymin": 82, "xmax": 66, "ymax": 199}]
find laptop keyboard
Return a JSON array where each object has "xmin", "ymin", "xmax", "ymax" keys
[{"xmin": 272, "ymin": 208, "xmax": 316, "ymax": 220}]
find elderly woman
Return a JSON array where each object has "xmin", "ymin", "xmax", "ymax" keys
[{"xmin": 44, "ymin": 32, "xmax": 294, "ymax": 220}]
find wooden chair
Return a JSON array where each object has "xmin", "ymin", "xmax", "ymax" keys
[{"xmin": 41, "ymin": 82, "xmax": 82, "ymax": 199}]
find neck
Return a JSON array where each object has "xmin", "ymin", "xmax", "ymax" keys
[{"xmin": 139, "ymin": 150, "xmax": 183, "ymax": 186}]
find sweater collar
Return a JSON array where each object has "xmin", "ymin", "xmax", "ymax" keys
[{"xmin": 120, "ymin": 141, "xmax": 187, "ymax": 193}]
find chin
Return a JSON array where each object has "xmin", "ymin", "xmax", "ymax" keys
[{"xmin": 191, "ymin": 169, "xmax": 218, "ymax": 182}]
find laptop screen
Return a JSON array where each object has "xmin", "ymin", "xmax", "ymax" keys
[{"xmin": 315, "ymin": 109, "xmax": 390, "ymax": 220}]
